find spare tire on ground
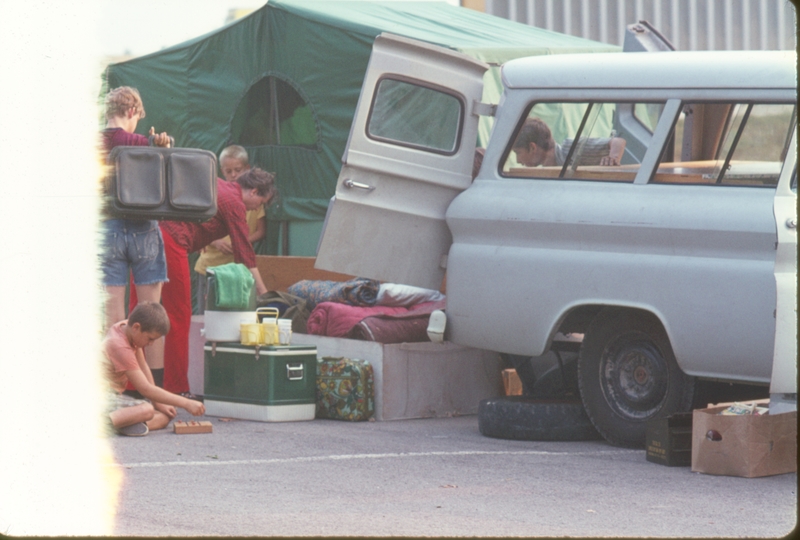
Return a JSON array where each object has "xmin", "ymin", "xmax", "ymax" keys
[{"xmin": 478, "ymin": 396, "xmax": 602, "ymax": 441}]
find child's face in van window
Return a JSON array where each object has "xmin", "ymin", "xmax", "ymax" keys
[{"xmin": 220, "ymin": 157, "xmax": 249, "ymax": 182}]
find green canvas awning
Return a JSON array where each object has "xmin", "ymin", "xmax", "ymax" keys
[{"xmin": 104, "ymin": 0, "xmax": 618, "ymax": 248}]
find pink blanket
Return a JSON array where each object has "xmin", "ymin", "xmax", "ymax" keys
[
  {"xmin": 306, "ymin": 301, "xmax": 444, "ymax": 339},
  {"xmin": 349, "ymin": 299, "xmax": 446, "ymax": 343}
]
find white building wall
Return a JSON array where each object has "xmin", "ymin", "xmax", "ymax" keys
[{"xmin": 484, "ymin": 0, "xmax": 796, "ymax": 50}]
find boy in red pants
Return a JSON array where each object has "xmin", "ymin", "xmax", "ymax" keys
[{"xmin": 131, "ymin": 168, "xmax": 277, "ymax": 396}]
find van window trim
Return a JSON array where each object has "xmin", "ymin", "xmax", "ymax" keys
[
  {"xmin": 646, "ymin": 99, "xmax": 797, "ymax": 187},
  {"xmin": 499, "ymin": 99, "xmax": 668, "ymax": 182},
  {"xmin": 715, "ymin": 103, "xmax": 753, "ymax": 184},
  {"xmin": 636, "ymin": 98, "xmax": 683, "ymax": 185},
  {"xmin": 364, "ymin": 74, "xmax": 466, "ymax": 157},
  {"xmin": 559, "ymin": 102, "xmax": 594, "ymax": 178},
  {"xmin": 779, "ymin": 105, "xmax": 798, "ymax": 163}
]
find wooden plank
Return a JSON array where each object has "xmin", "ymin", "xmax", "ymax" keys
[
  {"xmin": 173, "ymin": 420, "xmax": 213, "ymax": 434},
  {"xmin": 256, "ymin": 256, "xmax": 447, "ymax": 293},
  {"xmin": 502, "ymin": 369, "xmax": 522, "ymax": 396},
  {"xmin": 508, "ymin": 166, "xmax": 636, "ymax": 182},
  {"xmin": 256, "ymin": 256, "xmax": 355, "ymax": 292}
]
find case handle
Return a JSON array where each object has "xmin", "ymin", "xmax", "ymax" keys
[{"xmin": 287, "ymin": 362, "xmax": 304, "ymax": 381}]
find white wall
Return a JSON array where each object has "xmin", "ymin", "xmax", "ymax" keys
[{"xmin": 484, "ymin": 0, "xmax": 797, "ymax": 50}]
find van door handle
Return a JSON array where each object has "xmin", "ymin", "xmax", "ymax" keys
[
  {"xmin": 787, "ymin": 218, "xmax": 797, "ymax": 230},
  {"xmin": 343, "ymin": 179, "xmax": 375, "ymax": 192}
]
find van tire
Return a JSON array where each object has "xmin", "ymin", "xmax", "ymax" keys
[
  {"xmin": 478, "ymin": 396, "xmax": 601, "ymax": 441},
  {"xmin": 578, "ymin": 309, "xmax": 695, "ymax": 448}
]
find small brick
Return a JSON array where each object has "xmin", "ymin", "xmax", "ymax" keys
[{"xmin": 173, "ymin": 420, "xmax": 213, "ymax": 434}]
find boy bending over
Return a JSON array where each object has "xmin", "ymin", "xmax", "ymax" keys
[{"xmin": 104, "ymin": 302, "xmax": 205, "ymax": 436}]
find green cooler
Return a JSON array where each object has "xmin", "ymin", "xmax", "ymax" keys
[{"xmin": 204, "ymin": 343, "xmax": 317, "ymax": 422}]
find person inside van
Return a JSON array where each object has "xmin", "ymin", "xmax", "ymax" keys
[{"xmin": 512, "ymin": 117, "xmax": 626, "ymax": 167}]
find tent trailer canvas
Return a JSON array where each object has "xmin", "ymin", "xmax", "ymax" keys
[{"xmin": 103, "ymin": 0, "xmax": 617, "ymax": 255}]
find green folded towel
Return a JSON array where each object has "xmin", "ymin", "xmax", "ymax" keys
[{"xmin": 209, "ymin": 263, "xmax": 255, "ymax": 310}]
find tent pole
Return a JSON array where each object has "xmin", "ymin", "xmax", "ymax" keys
[
  {"xmin": 271, "ymin": 77, "xmax": 281, "ymax": 144},
  {"xmin": 281, "ymin": 221, "xmax": 290, "ymax": 255}
]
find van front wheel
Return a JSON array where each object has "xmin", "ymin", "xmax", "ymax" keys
[{"xmin": 578, "ymin": 309, "xmax": 694, "ymax": 448}]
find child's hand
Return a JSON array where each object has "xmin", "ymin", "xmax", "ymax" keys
[
  {"xmin": 210, "ymin": 238, "xmax": 233, "ymax": 254},
  {"xmin": 599, "ymin": 155, "xmax": 620, "ymax": 166},
  {"xmin": 185, "ymin": 399, "xmax": 206, "ymax": 416},
  {"xmin": 154, "ymin": 402, "xmax": 177, "ymax": 419},
  {"xmin": 149, "ymin": 127, "xmax": 172, "ymax": 147}
]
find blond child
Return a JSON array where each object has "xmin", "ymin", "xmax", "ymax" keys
[
  {"xmin": 194, "ymin": 145, "xmax": 267, "ymax": 310},
  {"xmin": 104, "ymin": 302, "xmax": 205, "ymax": 436}
]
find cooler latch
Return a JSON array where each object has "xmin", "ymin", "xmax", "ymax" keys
[{"xmin": 287, "ymin": 362, "xmax": 304, "ymax": 380}]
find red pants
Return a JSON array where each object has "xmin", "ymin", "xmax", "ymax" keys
[{"xmin": 129, "ymin": 225, "xmax": 191, "ymax": 393}]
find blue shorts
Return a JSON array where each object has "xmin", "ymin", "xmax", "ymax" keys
[{"xmin": 101, "ymin": 219, "xmax": 168, "ymax": 287}]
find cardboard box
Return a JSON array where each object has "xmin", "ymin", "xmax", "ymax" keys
[
  {"xmin": 174, "ymin": 421, "xmax": 213, "ymax": 434},
  {"xmin": 502, "ymin": 369, "xmax": 523, "ymax": 396},
  {"xmin": 691, "ymin": 403, "xmax": 797, "ymax": 478}
]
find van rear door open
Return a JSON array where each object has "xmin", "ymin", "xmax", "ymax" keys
[
  {"xmin": 315, "ymin": 33, "xmax": 487, "ymax": 291},
  {"xmin": 770, "ymin": 126, "xmax": 797, "ymax": 411}
]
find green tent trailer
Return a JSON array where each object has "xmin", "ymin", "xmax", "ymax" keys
[{"xmin": 103, "ymin": 0, "xmax": 617, "ymax": 256}]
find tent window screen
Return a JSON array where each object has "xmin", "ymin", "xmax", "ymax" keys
[
  {"xmin": 367, "ymin": 78, "xmax": 462, "ymax": 154},
  {"xmin": 231, "ymin": 76, "xmax": 317, "ymax": 147}
]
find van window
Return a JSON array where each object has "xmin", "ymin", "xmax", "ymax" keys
[
  {"xmin": 633, "ymin": 103, "xmax": 663, "ymax": 133},
  {"xmin": 231, "ymin": 76, "xmax": 317, "ymax": 148},
  {"xmin": 502, "ymin": 102, "xmax": 661, "ymax": 183},
  {"xmin": 367, "ymin": 78, "xmax": 462, "ymax": 154},
  {"xmin": 653, "ymin": 103, "xmax": 796, "ymax": 186}
]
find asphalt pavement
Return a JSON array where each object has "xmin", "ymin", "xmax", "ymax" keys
[{"xmin": 109, "ymin": 411, "xmax": 797, "ymax": 537}]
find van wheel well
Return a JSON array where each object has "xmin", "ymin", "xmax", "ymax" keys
[
  {"xmin": 558, "ymin": 306, "xmax": 664, "ymax": 336},
  {"xmin": 557, "ymin": 305, "xmax": 603, "ymax": 335}
]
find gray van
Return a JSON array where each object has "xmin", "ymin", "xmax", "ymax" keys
[{"xmin": 316, "ymin": 34, "xmax": 797, "ymax": 447}]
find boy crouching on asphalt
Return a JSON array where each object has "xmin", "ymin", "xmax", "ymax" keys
[{"xmin": 104, "ymin": 302, "xmax": 205, "ymax": 436}]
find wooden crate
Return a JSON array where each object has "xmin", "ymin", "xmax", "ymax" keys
[
  {"xmin": 255, "ymin": 256, "xmax": 354, "ymax": 292},
  {"xmin": 254, "ymin": 255, "xmax": 447, "ymax": 293}
]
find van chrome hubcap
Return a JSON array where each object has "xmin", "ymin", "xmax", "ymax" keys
[{"xmin": 600, "ymin": 333, "xmax": 668, "ymax": 420}]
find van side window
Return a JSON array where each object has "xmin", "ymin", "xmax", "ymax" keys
[
  {"xmin": 502, "ymin": 102, "xmax": 660, "ymax": 183},
  {"xmin": 633, "ymin": 103, "xmax": 663, "ymax": 133},
  {"xmin": 653, "ymin": 103, "xmax": 796, "ymax": 187},
  {"xmin": 367, "ymin": 78, "xmax": 462, "ymax": 154}
]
